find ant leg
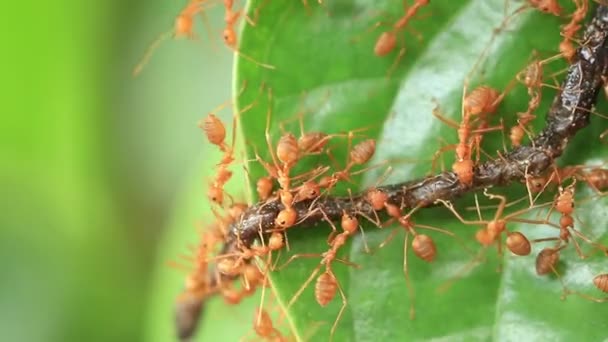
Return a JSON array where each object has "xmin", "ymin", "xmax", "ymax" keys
[
  {"xmin": 278, "ymin": 253, "xmax": 321, "ymax": 270},
  {"xmin": 376, "ymin": 229, "xmax": 401, "ymax": 250},
  {"xmin": 329, "ymin": 270, "xmax": 348, "ymax": 342},
  {"xmin": 436, "ymin": 199, "xmax": 487, "ymax": 226},
  {"xmin": 287, "ymin": 264, "xmax": 322, "ymax": 309},
  {"xmin": 387, "ymin": 47, "xmax": 406, "ymax": 78},
  {"xmin": 403, "ymin": 231, "xmax": 416, "ymax": 319}
]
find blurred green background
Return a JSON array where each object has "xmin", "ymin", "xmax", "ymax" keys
[{"xmin": 1, "ymin": 2, "xmax": 233, "ymax": 341}]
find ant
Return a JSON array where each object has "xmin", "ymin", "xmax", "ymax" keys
[
  {"xmin": 215, "ymin": 231, "xmax": 285, "ymax": 276},
  {"xmin": 251, "ymin": 307, "xmax": 287, "ymax": 341},
  {"xmin": 256, "ymin": 176, "xmax": 274, "ymax": 201},
  {"xmin": 377, "ymin": 203, "xmax": 475, "ymax": 317},
  {"xmin": 431, "ymin": 84, "xmax": 506, "ymax": 185},
  {"xmin": 464, "ymin": 85, "xmax": 512, "ymax": 161},
  {"xmin": 559, "ymin": 0, "xmax": 588, "ymax": 62},
  {"xmin": 318, "ymin": 137, "xmax": 376, "ymax": 191},
  {"xmin": 528, "ymin": 0, "xmax": 562, "ymax": 16},
  {"xmin": 133, "ymin": 0, "xmax": 217, "ymax": 76},
  {"xmin": 580, "ymin": 167, "xmax": 608, "ymax": 194},
  {"xmin": 535, "ymin": 248, "xmax": 608, "ymax": 303},
  {"xmin": 277, "ymin": 92, "xmax": 337, "ymax": 157},
  {"xmin": 221, "ymin": 0, "xmax": 276, "ymax": 69},
  {"xmin": 254, "ymin": 88, "xmax": 305, "ymax": 229},
  {"xmin": 437, "ymin": 190, "xmax": 550, "ymax": 258},
  {"xmin": 555, "ymin": 272, "xmax": 608, "ymax": 303},
  {"xmin": 510, "ymin": 53, "xmax": 562, "ymax": 146},
  {"xmin": 358, "ymin": 167, "xmax": 398, "ymax": 226},
  {"xmin": 373, "ymin": 0, "xmax": 431, "ymax": 76},
  {"xmin": 543, "ymin": 179, "xmax": 608, "ymax": 258},
  {"xmin": 280, "ymin": 210, "xmax": 361, "ymax": 341},
  {"xmin": 200, "ymin": 83, "xmax": 258, "ymax": 205}
]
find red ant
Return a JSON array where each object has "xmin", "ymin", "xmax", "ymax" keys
[
  {"xmin": 543, "ymin": 179, "xmax": 608, "ymax": 258},
  {"xmin": 200, "ymin": 84, "xmax": 258, "ymax": 205},
  {"xmin": 256, "ymin": 176, "xmax": 274, "ymax": 201},
  {"xmin": 280, "ymin": 210, "xmax": 361, "ymax": 341},
  {"xmin": 318, "ymin": 137, "xmax": 376, "ymax": 190},
  {"xmin": 510, "ymin": 53, "xmax": 562, "ymax": 146},
  {"xmin": 373, "ymin": 0, "xmax": 430, "ymax": 76},
  {"xmin": 215, "ymin": 231, "xmax": 285, "ymax": 277},
  {"xmin": 133, "ymin": 0, "xmax": 217, "ymax": 76},
  {"xmin": 580, "ymin": 167, "xmax": 608, "ymax": 194},
  {"xmin": 221, "ymin": 0, "xmax": 276, "ymax": 69},
  {"xmin": 528, "ymin": 0, "xmax": 562, "ymax": 16},
  {"xmin": 564, "ymin": 273, "xmax": 608, "ymax": 302},
  {"xmin": 251, "ymin": 307, "xmax": 287, "ymax": 341},
  {"xmin": 431, "ymin": 84, "xmax": 506, "ymax": 185},
  {"xmin": 437, "ymin": 190, "xmax": 549, "ymax": 258},
  {"xmin": 378, "ymin": 202, "xmax": 477, "ymax": 312},
  {"xmin": 377, "ymin": 204, "xmax": 467, "ymax": 319},
  {"xmin": 555, "ymin": 272, "xmax": 608, "ymax": 303},
  {"xmin": 253, "ymin": 88, "xmax": 308, "ymax": 229},
  {"xmin": 277, "ymin": 93, "xmax": 337, "ymax": 157},
  {"xmin": 559, "ymin": 0, "xmax": 588, "ymax": 62}
]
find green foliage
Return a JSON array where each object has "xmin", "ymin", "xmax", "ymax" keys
[{"xmin": 151, "ymin": 0, "xmax": 608, "ymax": 341}]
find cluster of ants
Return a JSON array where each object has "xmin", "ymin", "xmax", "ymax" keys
[{"xmin": 134, "ymin": 0, "xmax": 608, "ymax": 341}]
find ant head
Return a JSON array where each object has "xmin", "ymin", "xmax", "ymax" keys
[
  {"xmin": 275, "ymin": 208, "xmax": 297, "ymax": 228},
  {"xmin": 256, "ymin": 177, "xmax": 274, "ymax": 199},
  {"xmin": 453, "ymin": 159, "xmax": 475, "ymax": 186},
  {"xmin": 537, "ymin": 0, "xmax": 561, "ymax": 16},
  {"xmin": 475, "ymin": 228, "xmax": 494, "ymax": 246},
  {"xmin": 527, "ymin": 176, "xmax": 547, "ymax": 193},
  {"xmin": 487, "ymin": 220, "xmax": 506, "ymax": 236},
  {"xmin": 223, "ymin": 28, "xmax": 237, "ymax": 47},
  {"xmin": 222, "ymin": 288, "xmax": 243, "ymax": 305},
  {"xmin": 300, "ymin": 181, "xmax": 320, "ymax": 200},
  {"xmin": 208, "ymin": 186, "xmax": 224, "ymax": 204},
  {"xmin": 340, "ymin": 212, "xmax": 358, "ymax": 234},
  {"xmin": 559, "ymin": 40, "xmax": 575, "ymax": 61}
]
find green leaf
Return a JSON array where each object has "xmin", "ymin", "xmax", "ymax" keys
[{"xmin": 191, "ymin": 0, "xmax": 608, "ymax": 341}]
